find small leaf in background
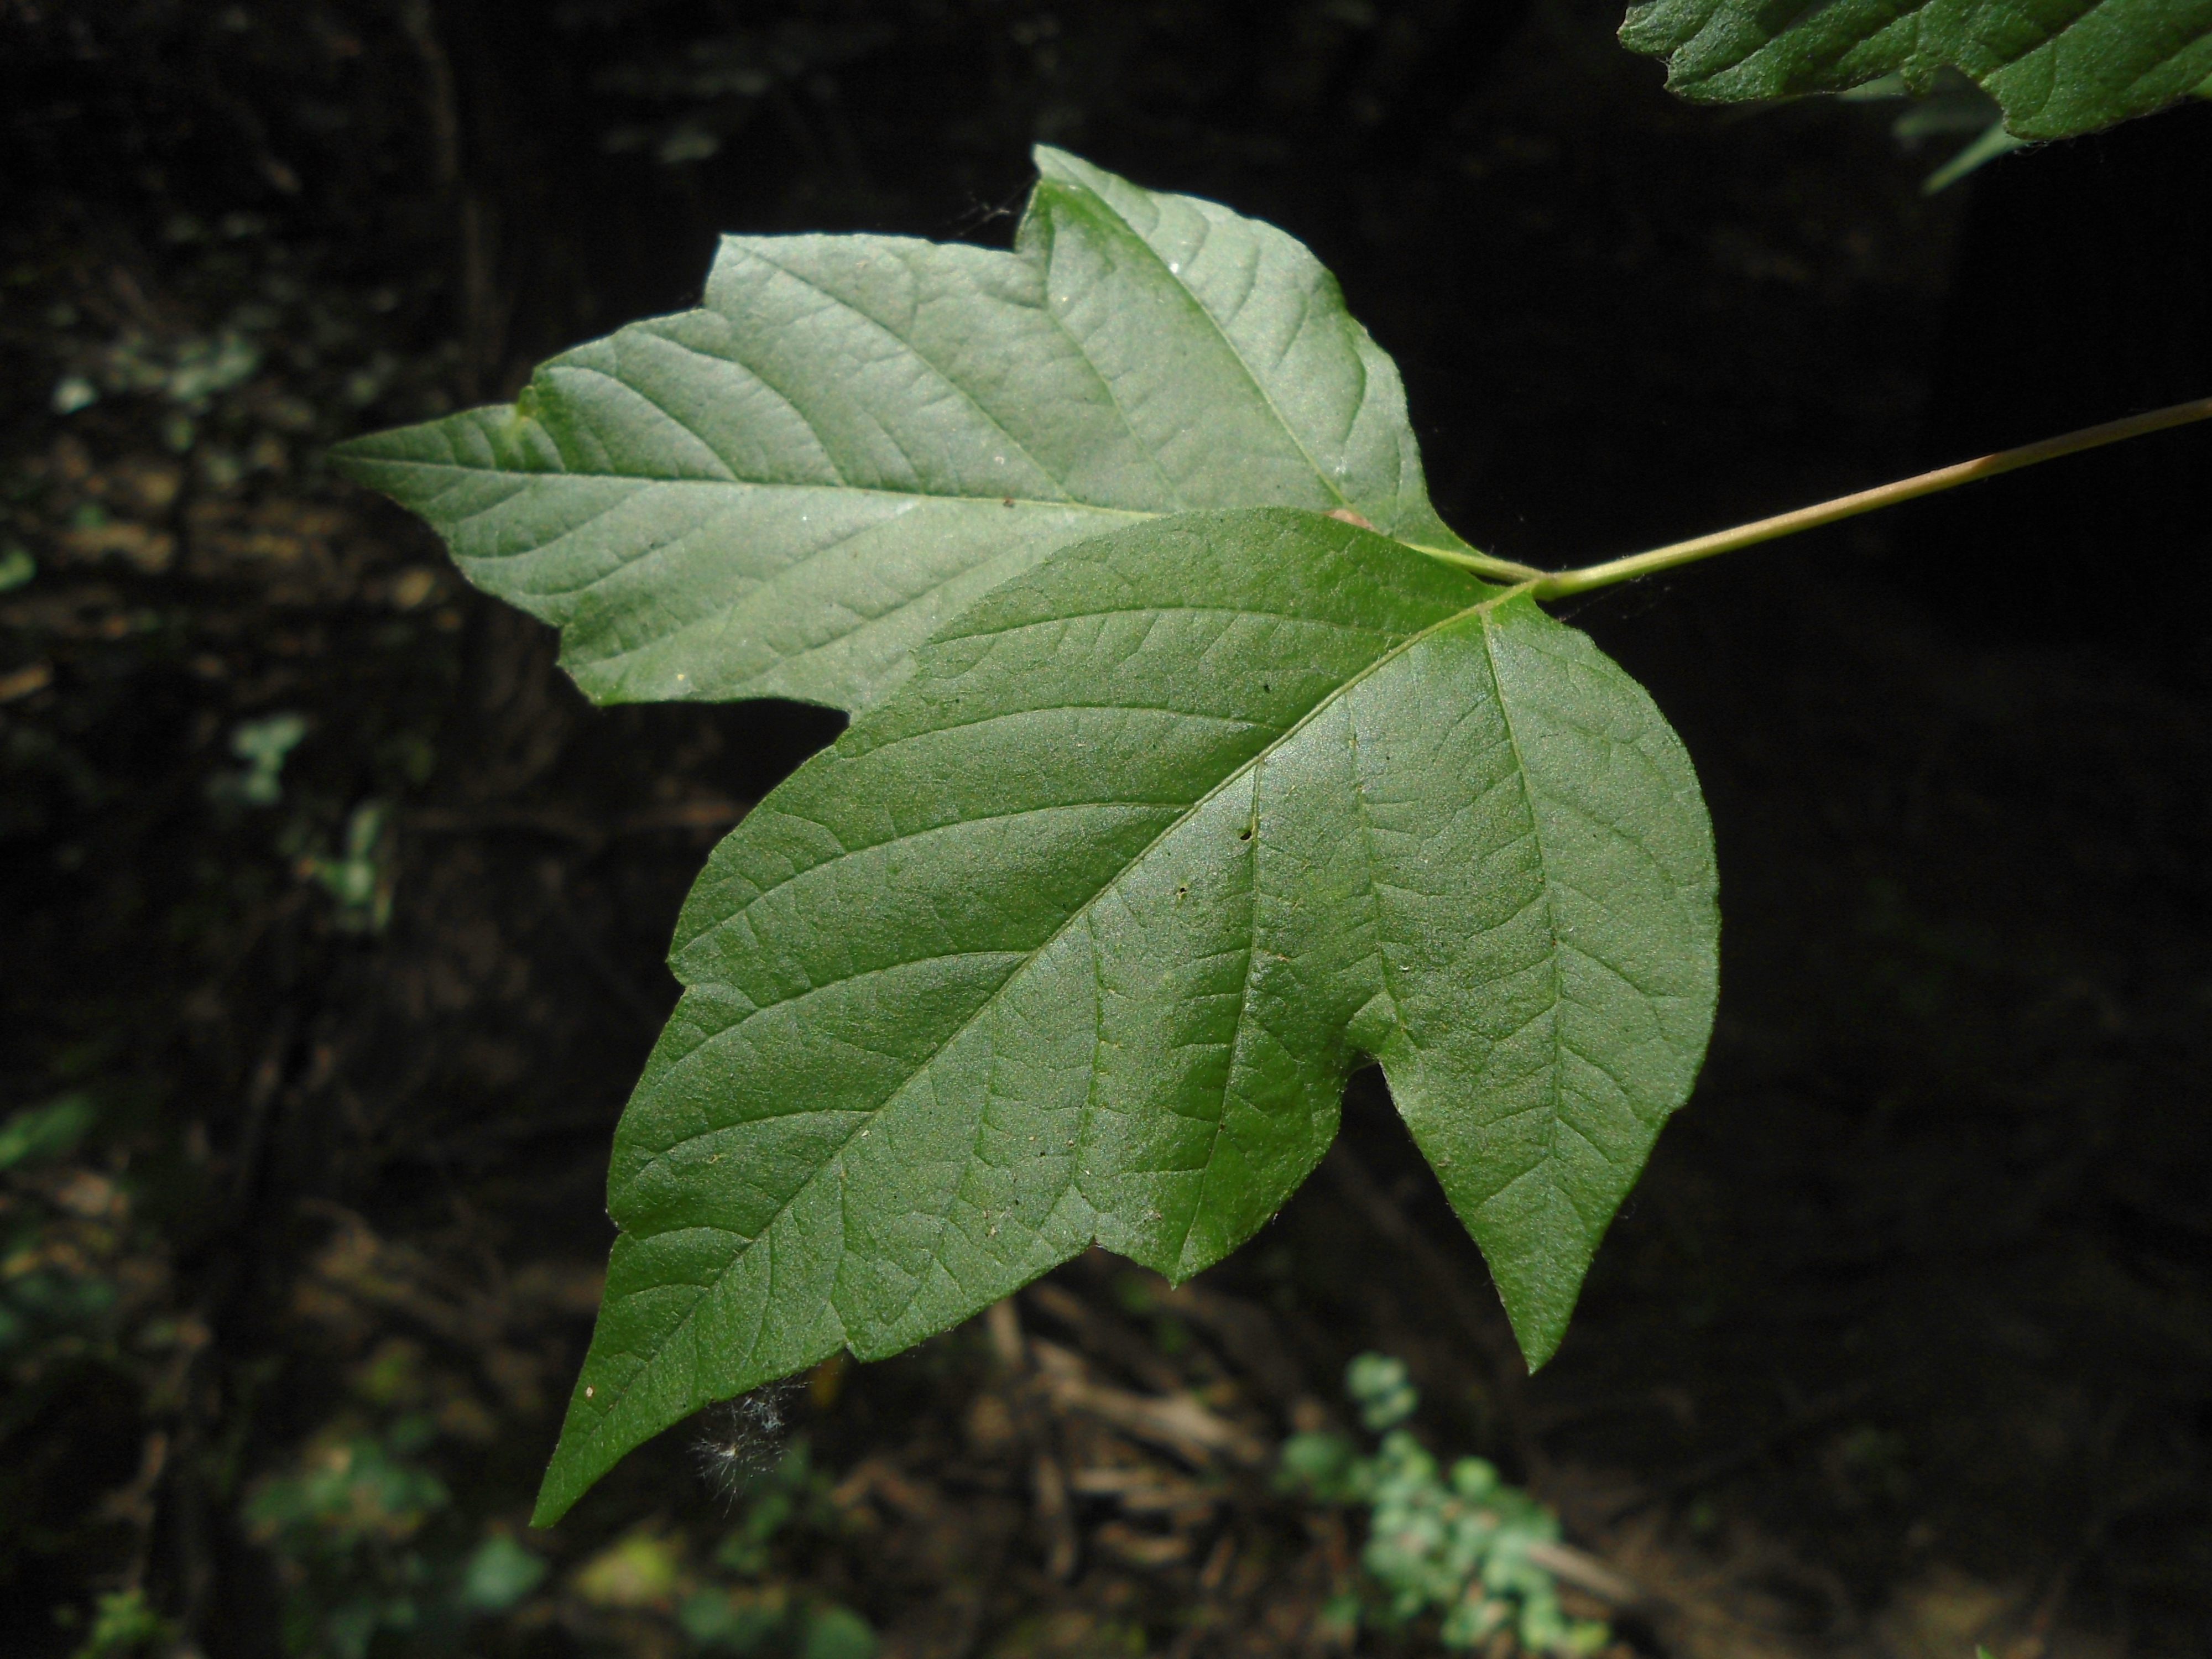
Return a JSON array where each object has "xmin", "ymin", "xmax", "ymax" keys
[
  {"xmin": 0, "ymin": 546, "xmax": 38, "ymax": 593},
  {"xmin": 208, "ymin": 712, "xmax": 309, "ymax": 807},
  {"xmin": 0, "ymin": 1093, "xmax": 96, "ymax": 1172},
  {"xmin": 244, "ymin": 1430, "xmax": 454, "ymax": 1659},
  {"xmin": 534, "ymin": 507, "xmax": 1715, "ymax": 1522},
  {"xmin": 1620, "ymin": 0, "xmax": 2212, "ymax": 139},
  {"xmin": 1919, "ymin": 119, "xmax": 2031, "ymax": 191},
  {"xmin": 302, "ymin": 800, "xmax": 397, "ymax": 933},
  {"xmin": 333, "ymin": 147, "xmax": 1477, "ymax": 714},
  {"xmin": 67, "ymin": 1588, "xmax": 171, "ymax": 1659},
  {"xmin": 246, "ymin": 1434, "xmax": 451, "ymax": 1550},
  {"xmin": 1277, "ymin": 1431, "xmax": 1361, "ymax": 1501},
  {"xmin": 1837, "ymin": 73, "xmax": 2031, "ymax": 192},
  {"xmin": 679, "ymin": 1586, "xmax": 789, "ymax": 1651},
  {"xmin": 51, "ymin": 374, "xmax": 98, "ymax": 415},
  {"xmin": 1346, "ymin": 1353, "xmax": 1418, "ymax": 1432},
  {"xmin": 457, "ymin": 1533, "xmax": 547, "ymax": 1614},
  {"xmin": 572, "ymin": 1528, "xmax": 684, "ymax": 1609},
  {"xmin": 801, "ymin": 1604, "xmax": 879, "ymax": 1659}
]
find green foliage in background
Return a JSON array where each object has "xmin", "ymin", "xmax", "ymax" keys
[
  {"xmin": 672, "ymin": 1440, "xmax": 876, "ymax": 1659},
  {"xmin": 0, "ymin": 1093, "xmax": 96, "ymax": 1181},
  {"xmin": 206, "ymin": 712, "xmax": 309, "ymax": 808},
  {"xmin": 1280, "ymin": 1354, "xmax": 1608, "ymax": 1655},
  {"xmin": 246, "ymin": 1420, "xmax": 465, "ymax": 1659},
  {"xmin": 1, "ymin": 1092, "xmax": 127, "ymax": 1405},
  {"xmin": 66, "ymin": 1588, "xmax": 173, "ymax": 1659},
  {"xmin": 2, "ymin": 1084, "xmax": 187, "ymax": 1656},
  {"xmin": 339, "ymin": 148, "xmax": 1720, "ymax": 1526},
  {"xmin": 241, "ymin": 1352, "xmax": 872, "ymax": 1658},
  {"xmin": 1619, "ymin": 0, "xmax": 2212, "ymax": 139},
  {"xmin": 242, "ymin": 1331, "xmax": 562, "ymax": 1659},
  {"xmin": 301, "ymin": 801, "xmax": 397, "ymax": 935}
]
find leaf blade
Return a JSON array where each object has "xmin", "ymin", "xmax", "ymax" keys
[
  {"xmin": 1619, "ymin": 0, "xmax": 2212, "ymax": 139},
  {"xmin": 333, "ymin": 149, "xmax": 1464, "ymax": 713},
  {"xmin": 1363, "ymin": 602, "xmax": 1721, "ymax": 1361},
  {"xmin": 531, "ymin": 509, "xmax": 1717, "ymax": 1525}
]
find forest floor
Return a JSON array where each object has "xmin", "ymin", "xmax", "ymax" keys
[{"xmin": 4, "ymin": 3, "xmax": 2209, "ymax": 1658}]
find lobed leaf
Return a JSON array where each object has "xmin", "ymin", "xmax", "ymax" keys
[
  {"xmin": 532, "ymin": 509, "xmax": 1718, "ymax": 1525},
  {"xmin": 331, "ymin": 148, "xmax": 1469, "ymax": 714},
  {"xmin": 1619, "ymin": 0, "xmax": 2212, "ymax": 139}
]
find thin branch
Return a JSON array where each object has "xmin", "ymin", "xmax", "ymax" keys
[{"xmin": 1528, "ymin": 395, "xmax": 2212, "ymax": 601}]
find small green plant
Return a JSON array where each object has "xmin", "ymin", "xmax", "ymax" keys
[
  {"xmin": 207, "ymin": 712, "xmax": 309, "ymax": 808},
  {"xmin": 65, "ymin": 1587, "xmax": 173, "ymax": 1659},
  {"xmin": 301, "ymin": 800, "xmax": 398, "ymax": 934},
  {"xmin": 572, "ymin": 1436, "xmax": 875, "ymax": 1658},
  {"xmin": 246, "ymin": 1419, "xmax": 462, "ymax": 1658},
  {"xmin": 1281, "ymin": 1354, "xmax": 1606, "ymax": 1655},
  {"xmin": 0, "ymin": 1092, "xmax": 96, "ymax": 1176},
  {"xmin": 698, "ymin": 1432, "xmax": 839, "ymax": 1574},
  {"xmin": 686, "ymin": 1433, "xmax": 876, "ymax": 1655},
  {"xmin": 1, "ymin": 1093, "xmax": 119, "ymax": 1354},
  {"xmin": 335, "ymin": 15, "xmax": 2212, "ymax": 1526},
  {"xmin": 244, "ymin": 1350, "xmax": 550, "ymax": 1658}
]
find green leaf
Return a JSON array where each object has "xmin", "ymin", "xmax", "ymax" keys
[
  {"xmin": 801, "ymin": 1605, "xmax": 878, "ymax": 1659},
  {"xmin": 331, "ymin": 148, "xmax": 1472, "ymax": 714},
  {"xmin": 1619, "ymin": 0, "xmax": 2212, "ymax": 139},
  {"xmin": 532, "ymin": 508, "xmax": 1717, "ymax": 1524},
  {"xmin": 457, "ymin": 1533, "xmax": 547, "ymax": 1614},
  {"xmin": 0, "ymin": 1093, "xmax": 96, "ymax": 1171}
]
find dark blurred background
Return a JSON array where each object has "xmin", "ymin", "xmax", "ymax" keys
[{"xmin": 3, "ymin": 3, "xmax": 2209, "ymax": 1657}]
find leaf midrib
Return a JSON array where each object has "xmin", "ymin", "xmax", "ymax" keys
[
  {"xmin": 378, "ymin": 451, "xmax": 1166, "ymax": 523},
  {"xmin": 373, "ymin": 435, "xmax": 1477, "ymax": 566},
  {"xmin": 388, "ymin": 454, "xmax": 1480, "ymax": 621},
  {"xmin": 1472, "ymin": 604, "xmax": 1574, "ymax": 1230}
]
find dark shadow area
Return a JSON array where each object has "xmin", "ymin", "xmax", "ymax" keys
[
  {"xmin": 1906, "ymin": 99, "xmax": 2212, "ymax": 677},
  {"xmin": 3, "ymin": 3, "xmax": 2207, "ymax": 1657}
]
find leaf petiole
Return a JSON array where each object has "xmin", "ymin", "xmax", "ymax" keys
[
  {"xmin": 1515, "ymin": 394, "xmax": 2212, "ymax": 600},
  {"xmin": 1405, "ymin": 541, "xmax": 1548, "ymax": 584}
]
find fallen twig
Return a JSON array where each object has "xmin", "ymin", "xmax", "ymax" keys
[{"xmin": 1031, "ymin": 1339, "xmax": 1272, "ymax": 1468}]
